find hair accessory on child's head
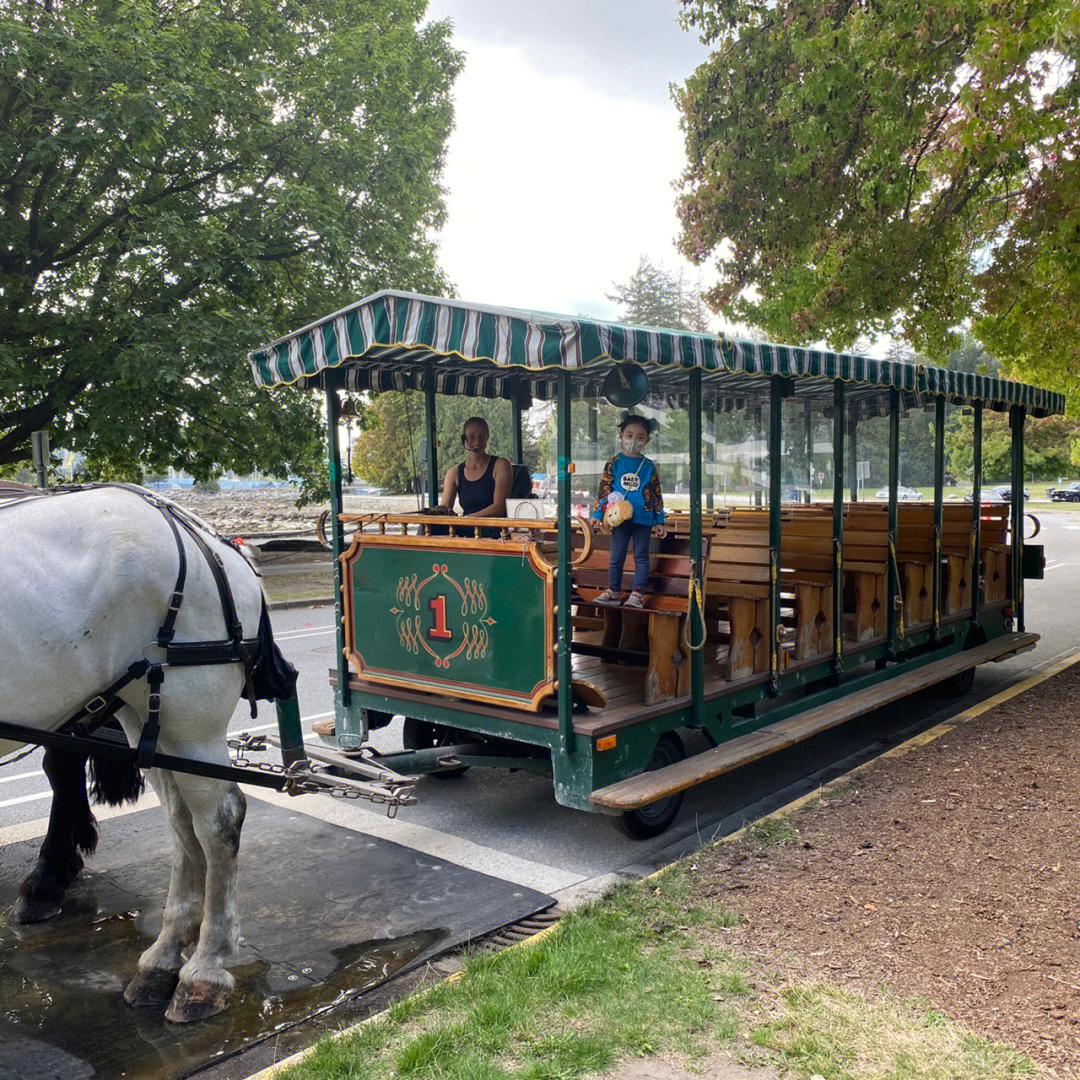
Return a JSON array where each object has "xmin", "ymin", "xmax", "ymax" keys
[{"xmin": 618, "ymin": 412, "xmax": 656, "ymax": 434}]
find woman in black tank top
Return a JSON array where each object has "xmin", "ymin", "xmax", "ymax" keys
[
  {"xmin": 457, "ymin": 455, "xmax": 498, "ymax": 516},
  {"xmin": 437, "ymin": 417, "xmax": 512, "ymax": 533}
]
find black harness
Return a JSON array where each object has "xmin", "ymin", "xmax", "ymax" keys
[{"xmin": 0, "ymin": 483, "xmax": 265, "ymax": 767}]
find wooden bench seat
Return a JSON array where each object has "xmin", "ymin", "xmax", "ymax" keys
[
  {"xmin": 896, "ymin": 504, "xmax": 936, "ymax": 626},
  {"xmin": 941, "ymin": 503, "xmax": 975, "ymax": 616},
  {"xmin": 979, "ymin": 503, "xmax": 1011, "ymax": 604},
  {"xmin": 572, "ymin": 532, "xmax": 709, "ymax": 705}
]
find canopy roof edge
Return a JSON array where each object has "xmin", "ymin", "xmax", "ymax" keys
[{"xmin": 248, "ymin": 290, "xmax": 1065, "ymax": 418}]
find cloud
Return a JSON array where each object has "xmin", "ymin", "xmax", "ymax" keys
[
  {"xmin": 426, "ymin": 0, "xmax": 709, "ymax": 107},
  {"xmin": 436, "ymin": 38, "xmax": 707, "ymax": 320}
]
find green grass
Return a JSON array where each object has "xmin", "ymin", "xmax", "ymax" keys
[
  {"xmin": 280, "ymin": 863, "xmax": 1042, "ymax": 1080},
  {"xmin": 743, "ymin": 814, "xmax": 799, "ymax": 847}
]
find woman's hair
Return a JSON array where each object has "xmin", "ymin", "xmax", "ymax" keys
[{"xmin": 618, "ymin": 413, "xmax": 654, "ymax": 434}]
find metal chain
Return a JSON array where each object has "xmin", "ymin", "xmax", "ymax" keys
[{"xmin": 227, "ymin": 735, "xmax": 408, "ymax": 816}]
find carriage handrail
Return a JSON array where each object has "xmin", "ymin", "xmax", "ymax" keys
[{"xmin": 335, "ymin": 512, "xmax": 594, "ymax": 567}]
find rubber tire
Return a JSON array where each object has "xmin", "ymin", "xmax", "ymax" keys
[
  {"xmin": 939, "ymin": 626, "xmax": 986, "ymax": 697},
  {"xmin": 401, "ymin": 717, "xmax": 470, "ymax": 779},
  {"xmin": 612, "ymin": 731, "xmax": 686, "ymax": 839},
  {"xmin": 939, "ymin": 664, "xmax": 976, "ymax": 697}
]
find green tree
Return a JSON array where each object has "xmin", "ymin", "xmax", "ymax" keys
[
  {"xmin": 606, "ymin": 256, "xmax": 712, "ymax": 332},
  {"xmin": 675, "ymin": 0, "xmax": 1079, "ymax": 392},
  {"xmin": 352, "ymin": 392, "xmax": 543, "ymax": 496},
  {"xmin": 0, "ymin": 0, "xmax": 462, "ymax": 487}
]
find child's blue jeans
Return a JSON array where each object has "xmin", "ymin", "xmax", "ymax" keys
[{"xmin": 609, "ymin": 521, "xmax": 654, "ymax": 593}]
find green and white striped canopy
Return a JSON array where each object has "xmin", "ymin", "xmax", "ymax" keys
[{"xmin": 249, "ymin": 290, "xmax": 1064, "ymax": 417}]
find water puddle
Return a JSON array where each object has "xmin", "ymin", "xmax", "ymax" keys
[{"xmin": 0, "ymin": 901, "xmax": 444, "ymax": 1080}]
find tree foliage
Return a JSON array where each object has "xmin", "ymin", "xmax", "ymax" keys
[
  {"xmin": 606, "ymin": 256, "xmax": 713, "ymax": 332},
  {"xmin": 0, "ymin": 0, "xmax": 462, "ymax": 484},
  {"xmin": 352, "ymin": 392, "xmax": 543, "ymax": 496},
  {"xmin": 675, "ymin": 0, "xmax": 1079, "ymax": 394}
]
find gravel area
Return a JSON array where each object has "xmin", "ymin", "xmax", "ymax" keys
[{"xmin": 692, "ymin": 662, "xmax": 1080, "ymax": 1075}]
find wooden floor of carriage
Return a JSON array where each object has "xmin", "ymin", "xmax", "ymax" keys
[{"xmin": 0, "ymin": 799, "xmax": 552, "ymax": 1080}]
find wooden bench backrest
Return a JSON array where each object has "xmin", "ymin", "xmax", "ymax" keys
[{"xmin": 573, "ymin": 532, "xmax": 709, "ymax": 613}]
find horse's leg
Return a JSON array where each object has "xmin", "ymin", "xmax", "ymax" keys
[
  {"xmin": 10, "ymin": 748, "xmax": 95, "ymax": 924},
  {"xmin": 163, "ymin": 773, "xmax": 246, "ymax": 1023},
  {"xmin": 123, "ymin": 768, "xmax": 206, "ymax": 1007}
]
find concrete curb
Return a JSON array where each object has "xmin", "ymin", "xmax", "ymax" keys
[
  {"xmin": 267, "ymin": 597, "xmax": 333, "ymax": 611},
  {"xmin": 244, "ymin": 647, "xmax": 1080, "ymax": 1080}
]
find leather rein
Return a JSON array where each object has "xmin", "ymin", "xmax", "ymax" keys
[{"xmin": 0, "ymin": 483, "xmax": 263, "ymax": 767}]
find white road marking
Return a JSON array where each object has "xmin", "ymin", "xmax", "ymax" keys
[
  {"xmin": 274, "ymin": 625, "xmax": 334, "ymax": 640},
  {"xmin": 0, "ymin": 767, "xmax": 43, "ymax": 786},
  {"xmin": 0, "ymin": 790, "xmax": 52, "ymax": 810}
]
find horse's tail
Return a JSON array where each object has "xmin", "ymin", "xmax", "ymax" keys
[{"xmin": 88, "ymin": 725, "xmax": 145, "ymax": 807}]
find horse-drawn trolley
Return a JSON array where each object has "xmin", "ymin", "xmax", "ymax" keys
[{"xmin": 251, "ymin": 291, "xmax": 1063, "ymax": 838}]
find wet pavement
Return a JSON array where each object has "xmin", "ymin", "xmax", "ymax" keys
[{"xmin": 0, "ymin": 799, "xmax": 551, "ymax": 1080}]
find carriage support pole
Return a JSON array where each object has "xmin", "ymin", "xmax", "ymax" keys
[
  {"xmin": 556, "ymin": 369, "xmax": 575, "ymax": 757},
  {"xmin": 933, "ymin": 396, "xmax": 945, "ymax": 641},
  {"xmin": 832, "ymin": 380, "xmax": 845, "ymax": 675},
  {"xmin": 689, "ymin": 368, "xmax": 704, "ymax": 721},
  {"xmin": 424, "ymin": 368, "xmax": 439, "ymax": 503},
  {"xmin": 511, "ymin": 378, "xmax": 525, "ymax": 466},
  {"xmin": 768, "ymin": 376, "xmax": 783, "ymax": 694},
  {"xmin": 971, "ymin": 402, "xmax": 983, "ymax": 626},
  {"xmin": 1010, "ymin": 405, "xmax": 1025, "ymax": 632},
  {"xmin": 275, "ymin": 694, "xmax": 306, "ymax": 767},
  {"xmin": 887, "ymin": 387, "xmax": 901, "ymax": 657},
  {"xmin": 326, "ymin": 381, "xmax": 351, "ymax": 710}
]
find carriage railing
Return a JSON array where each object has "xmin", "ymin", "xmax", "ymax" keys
[{"xmin": 335, "ymin": 513, "xmax": 593, "ymax": 569}]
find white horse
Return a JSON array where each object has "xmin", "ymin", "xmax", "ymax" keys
[{"xmin": 0, "ymin": 485, "xmax": 286, "ymax": 1022}]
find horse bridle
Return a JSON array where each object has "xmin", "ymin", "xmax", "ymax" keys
[{"xmin": 1, "ymin": 483, "xmax": 264, "ymax": 766}]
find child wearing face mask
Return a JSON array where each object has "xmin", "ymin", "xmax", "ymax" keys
[{"xmin": 591, "ymin": 414, "xmax": 667, "ymax": 608}]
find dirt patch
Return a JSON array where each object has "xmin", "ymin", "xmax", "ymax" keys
[
  {"xmin": 602, "ymin": 1051, "xmax": 777, "ymax": 1079},
  {"xmin": 691, "ymin": 662, "xmax": 1080, "ymax": 1074}
]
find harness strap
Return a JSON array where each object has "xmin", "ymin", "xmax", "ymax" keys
[
  {"xmin": 182, "ymin": 522, "xmax": 258, "ymax": 714},
  {"xmin": 56, "ymin": 660, "xmax": 151, "ymax": 738},
  {"xmin": 137, "ymin": 664, "xmax": 165, "ymax": 768},
  {"xmin": 156, "ymin": 509, "xmax": 187, "ymax": 646}
]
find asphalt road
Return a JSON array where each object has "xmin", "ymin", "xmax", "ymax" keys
[{"xmin": 3, "ymin": 512, "xmax": 1079, "ymax": 908}]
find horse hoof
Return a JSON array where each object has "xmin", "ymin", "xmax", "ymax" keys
[
  {"xmin": 8, "ymin": 895, "xmax": 62, "ymax": 924},
  {"xmin": 164, "ymin": 980, "xmax": 229, "ymax": 1023},
  {"xmin": 124, "ymin": 968, "xmax": 180, "ymax": 1007}
]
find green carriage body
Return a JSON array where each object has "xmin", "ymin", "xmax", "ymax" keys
[{"xmin": 251, "ymin": 291, "xmax": 1062, "ymax": 831}]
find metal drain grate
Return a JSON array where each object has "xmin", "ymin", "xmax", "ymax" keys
[{"xmin": 481, "ymin": 906, "xmax": 562, "ymax": 950}]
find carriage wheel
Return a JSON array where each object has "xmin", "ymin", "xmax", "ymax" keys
[
  {"xmin": 939, "ymin": 626, "xmax": 986, "ymax": 697},
  {"xmin": 612, "ymin": 731, "xmax": 686, "ymax": 839},
  {"xmin": 402, "ymin": 717, "xmax": 471, "ymax": 778}
]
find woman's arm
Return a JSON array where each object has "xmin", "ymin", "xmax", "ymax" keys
[
  {"xmin": 439, "ymin": 465, "xmax": 459, "ymax": 510},
  {"xmin": 471, "ymin": 457, "xmax": 512, "ymax": 517}
]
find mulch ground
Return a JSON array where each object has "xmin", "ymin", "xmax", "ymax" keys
[{"xmin": 691, "ymin": 661, "xmax": 1080, "ymax": 1076}]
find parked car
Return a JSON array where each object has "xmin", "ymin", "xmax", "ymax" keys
[
  {"xmin": 1050, "ymin": 481, "xmax": 1080, "ymax": 502},
  {"xmin": 874, "ymin": 485, "xmax": 923, "ymax": 500},
  {"xmin": 984, "ymin": 485, "xmax": 1030, "ymax": 502}
]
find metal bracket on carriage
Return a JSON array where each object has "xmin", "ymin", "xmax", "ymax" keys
[{"xmin": 227, "ymin": 733, "xmax": 417, "ymax": 815}]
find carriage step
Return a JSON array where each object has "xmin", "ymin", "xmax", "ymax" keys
[{"xmin": 590, "ymin": 631, "xmax": 1039, "ymax": 811}]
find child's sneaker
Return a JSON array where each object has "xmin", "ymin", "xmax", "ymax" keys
[
  {"xmin": 623, "ymin": 591, "xmax": 644, "ymax": 609},
  {"xmin": 594, "ymin": 588, "xmax": 621, "ymax": 605}
]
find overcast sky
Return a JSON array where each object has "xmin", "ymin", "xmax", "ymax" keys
[{"xmin": 423, "ymin": 1, "xmax": 715, "ymax": 323}]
